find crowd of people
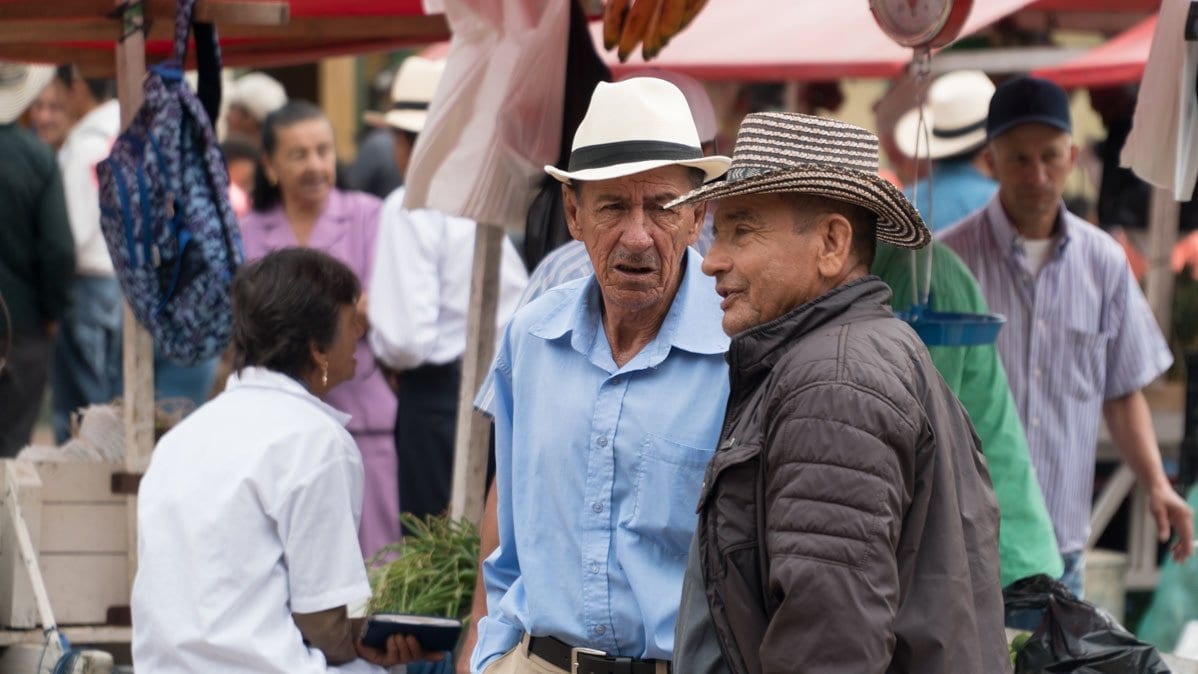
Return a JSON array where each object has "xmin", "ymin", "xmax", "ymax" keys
[{"xmin": 0, "ymin": 51, "xmax": 1194, "ymax": 674}]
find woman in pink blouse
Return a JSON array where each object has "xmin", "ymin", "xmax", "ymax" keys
[{"xmin": 239, "ymin": 101, "xmax": 398, "ymax": 559}]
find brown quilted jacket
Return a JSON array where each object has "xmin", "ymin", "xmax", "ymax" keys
[{"xmin": 694, "ymin": 277, "xmax": 1010, "ymax": 674}]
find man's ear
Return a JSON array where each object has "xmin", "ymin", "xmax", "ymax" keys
[
  {"xmin": 562, "ymin": 183, "xmax": 583, "ymax": 241},
  {"xmin": 818, "ymin": 213, "xmax": 854, "ymax": 277},
  {"xmin": 982, "ymin": 145, "xmax": 996, "ymax": 175}
]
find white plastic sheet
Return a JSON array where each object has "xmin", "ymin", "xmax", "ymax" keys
[{"xmin": 405, "ymin": 0, "xmax": 570, "ymax": 231}]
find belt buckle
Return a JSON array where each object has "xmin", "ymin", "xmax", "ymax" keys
[{"xmin": 570, "ymin": 646, "xmax": 606, "ymax": 674}]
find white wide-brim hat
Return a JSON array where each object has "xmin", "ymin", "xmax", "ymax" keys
[
  {"xmin": 364, "ymin": 56, "xmax": 445, "ymax": 134},
  {"xmin": 545, "ymin": 78, "xmax": 730, "ymax": 184},
  {"xmin": 227, "ymin": 72, "xmax": 288, "ymax": 123},
  {"xmin": 669, "ymin": 112, "xmax": 930, "ymax": 250},
  {"xmin": 895, "ymin": 70, "xmax": 995, "ymax": 160},
  {"xmin": 0, "ymin": 61, "xmax": 54, "ymax": 125}
]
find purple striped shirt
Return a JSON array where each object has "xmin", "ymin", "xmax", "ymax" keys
[{"xmin": 940, "ymin": 196, "xmax": 1172, "ymax": 553}]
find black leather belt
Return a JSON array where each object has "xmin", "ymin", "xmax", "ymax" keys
[{"xmin": 527, "ymin": 635, "xmax": 670, "ymax": 674}]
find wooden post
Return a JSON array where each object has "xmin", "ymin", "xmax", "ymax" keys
[
  {"xmin": 1146, "ymin": 186, "xmax": 1181, "ymax": 335},
  {"xmin": 449, "ymin": 224, "xmax": 503, "ymax": 525},
  {"xmin": 319, "ymin": 56, "xmax": 358, "ymax": 161},
  {"xmin": 115, "ymin": 0, "xmax": 154, "ymax": 592}
]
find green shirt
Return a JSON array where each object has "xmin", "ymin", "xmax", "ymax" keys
[
  {"xmin": 872, "ymin": 241, "xmax": 1064, "ymax": 586},
  {"xmin": 0, "ymin": 124, "xmax": 74, "ymax": 334}
]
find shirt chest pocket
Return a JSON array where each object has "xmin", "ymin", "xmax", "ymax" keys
[
  {"xmin": 626, "ymin": 433, "xmax": 715, "ymax": 558},
  {"xmin": 1062, "ymin": 327, "xmax": 1110, "ymax": 400}
]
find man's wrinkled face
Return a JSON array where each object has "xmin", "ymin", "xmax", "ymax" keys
[
  {"xmin": 702, "ymin": 193, "xmax": 825, "ymax": 336},
  {"xmin": 986, "ymin": 123, "xmax": 1077, "ymax": 229},
  {"xmin": 564, "ymin": 165, "xmax": 703, "ymax": 314}
]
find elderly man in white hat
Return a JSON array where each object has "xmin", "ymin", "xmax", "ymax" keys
[
  {"xmin": 469, "ymin": 77, "xmax": 730, "ymax": 674},
  {"xmin": 670, "ymin": 112, "xmax": 1008, "ymax": 673},
  {"xmin": 896, "ymin": 69, "xmax": 997, "ymax": 232},
  {"xmin": 0, "ymin": 61, "xmax": 74, "ymax": 456},
  {"xmin": 367, "ymin": 56, "xmax": 528, "ymax": 533}
]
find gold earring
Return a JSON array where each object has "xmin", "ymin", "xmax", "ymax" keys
[{"xmin": 321, "ymin": 361, "xmax": 328, "ymax": 388}]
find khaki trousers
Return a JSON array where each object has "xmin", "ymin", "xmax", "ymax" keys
[{"xmin": 482, "ymin": 635, "xmax": 670, "ymax": 674}]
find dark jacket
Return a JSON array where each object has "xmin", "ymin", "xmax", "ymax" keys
[
  {"xmin": 0, "ymin": 124, "xmax": 74, "ymax": 334},
  {"xmin": 695, "ymin": 276, "xmax": 1009, "ymax": 674}
]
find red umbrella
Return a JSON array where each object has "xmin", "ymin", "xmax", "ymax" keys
[{"xmin": 1033, "ymin": 14, "xmax": 1156, "ymax": 88}]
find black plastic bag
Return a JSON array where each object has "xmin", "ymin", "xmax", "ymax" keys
[{"xmin": 1004, "ymin": 574, "xmax": 1171, "ymax": 673}]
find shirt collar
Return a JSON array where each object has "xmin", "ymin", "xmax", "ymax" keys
[
  {"xmin": 256, "ymin": 188, "xmax": 353, "ymax": 233},
  {"xmin": 983, "ymin": 194, "xmax": 1073, "ymax": 258},
  {"xmin": 531, "ymin": 247, "xmax": 728, "ymax": 359},
  {"xmin": 224, "ymin": 366, "xmax": 353, "ymax": 426}
]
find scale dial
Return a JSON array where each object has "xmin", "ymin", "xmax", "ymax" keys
[{"xmin": 869, "ymin": 0, "xmax": 974, "ymax": 49}]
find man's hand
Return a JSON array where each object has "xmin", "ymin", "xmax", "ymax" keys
[
  {"xmin": 355, "ymin": 634, "xmax": 445, "ymax": 667},
  {"xmin": 1149, "ymin": 482, "xmax": 1194, "ymax": 562}
]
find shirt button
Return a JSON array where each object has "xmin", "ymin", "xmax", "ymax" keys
[
  {"xmin": 590, "ymin": 561, "xmax": 600, "ymax": 573},
  {"xmin": 594, "ymin": 625, "xmax": 606, "ymax": 635},
  {"xmin": 1036, "ymin": 319, "xmax": 1046, "ymax": 329},
  {"xmin": 1032, "ymin": 417, "xmax": 1041, "ymax": 427},
  {"xmin": 1034, "ymin": 368, "xmax": 1042, "ymax": 377},
  {"xmin": 598, "ymin": 437, "xmax": 608, "ymax": 447},
  {"xmin": 592, "ymin": 502, "xmax": 603, "ymax": 513}
]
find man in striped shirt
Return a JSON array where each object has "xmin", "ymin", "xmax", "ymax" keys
[{"xmin": 941, "ymin": 76, "xmax": 1194, "ymax": 597}]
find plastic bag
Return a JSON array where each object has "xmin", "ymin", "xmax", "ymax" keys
[{"xmin": 1004, "ymin": 574, "xmax": 1171, "ymax": 673}]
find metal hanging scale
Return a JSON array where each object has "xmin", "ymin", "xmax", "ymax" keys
[{"xmin": 870, "ymin": 0, "xmax": 1005, "ymax": 347}]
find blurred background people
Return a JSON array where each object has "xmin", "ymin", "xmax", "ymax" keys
[
  {"xmin": 27, "ymin": 65, "xmax": 73, "ymax": 152},
  {"xmin": 240, "ymin": 100, "xmax": 398, "ymax": 558},
  {"xmin": 51, "ymin": 66, "xmax": 121, "ymax": 442},
  {"xmin": 368, "ymin": 57, "xmax": 528, "ymax": 531},
  {"xmin": 895, "ymin": 70, "xmax": 997, "ymax": 233},
  {"xmin": 225, "ymin": 71, "xmax": 288, "ymax": 147},
  {"xmin": 0, "ymin": 61, "xmax": 74, "ymax": 456},
  {"xmin": 347, "ymin": 65, "xmax": 403, "ymax": 199}
]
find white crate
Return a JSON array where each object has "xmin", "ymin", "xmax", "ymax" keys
[{"xmin": 0, "ymin": 460, "xmax": 130, "ymax": 627}]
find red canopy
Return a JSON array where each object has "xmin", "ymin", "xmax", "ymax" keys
[
  {"xmin": 590, "ymin": 0, "xmax": 1041, "ymax": 81},
  {"xmin": 1033, "ymin": 14, "xmax": 1156, "ymax": 88},
  {"xmin": 0, "ymin": 0, "xmax": 448, "ymax": 74}
]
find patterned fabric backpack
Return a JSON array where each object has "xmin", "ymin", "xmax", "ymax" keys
[{"xmin": 97, "ymin": 0, "xmax": 243, "ymax": 365}]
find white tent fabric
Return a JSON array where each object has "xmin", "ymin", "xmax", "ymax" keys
[
  {"xmin": 404, "ymin": 0, "xmax": 570, "ymax": 230},
  {"xmin": 1120, "ymin": 0, "xmax": 1198, "ymax": 201}
]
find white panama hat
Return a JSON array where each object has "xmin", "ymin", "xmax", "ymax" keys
[
  {"xmin": 545, "ymin": 77, "xmax": 730, "ymax": 184},
  {"xmin": 0, "ymin": 61, "xmax": 54, "ymax": 125},
  {"xmin": 363, "ymin": 56, "xmax": 445, "ymax": 134},
  {"xmin": 895, "ymin": 70, "xmax": 996, "ymax": 160}
]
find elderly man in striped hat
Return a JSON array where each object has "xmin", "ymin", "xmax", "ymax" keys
[{"xmin": 670, "ymin": 112, "xmax": 1009, "ymax": 674}]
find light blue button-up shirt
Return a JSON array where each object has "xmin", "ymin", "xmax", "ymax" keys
[
  {"xmin": 471, "ymin": 248, "xmax": 730, "ymax": 673},
  {"xmin": 905, "ymin": 158, "xmax": 997, "ymax": 233},
  {"xmin": 941, "ymin": 196, "xmax": 1173, "ymax": 553}
]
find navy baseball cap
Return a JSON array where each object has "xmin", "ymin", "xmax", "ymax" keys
[{"xmin": 986, "ymin": 76, "xmax": 1072, "ymax": 140}]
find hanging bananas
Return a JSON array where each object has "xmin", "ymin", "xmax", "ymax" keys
[{"xmin": 604, "ymin": 0, "xmax": 707, "ymax": 62}]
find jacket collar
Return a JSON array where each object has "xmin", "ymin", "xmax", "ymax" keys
[
  {"xmin": 531, "ymin": 247, "xmax": 728, "ymax": 369},
  {"xmin": 224, "ymin": 366, "xmax": 352, "ymax": 426},
  {"xmin": 726, "ymin": 275, "xmax": 893, "ymax": 387}
]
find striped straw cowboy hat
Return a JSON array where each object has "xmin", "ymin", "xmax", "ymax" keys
[{"xmin": 668, "ymin": 112, "xmax": 931, "ymax": 249}]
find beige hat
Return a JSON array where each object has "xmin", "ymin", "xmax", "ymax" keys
[
  {"xmin": 0, "ymin": 61, "xmax": 54, "ymax": 125},
  {"xmin": 545, "ymin": 78, "xmax": 730, "ymax": 185},
  {"xmin": 618, "ymin": 68, "xmax": 717, "ymax": 144},
  {"xmin": 895, "ymin": 70, "xmax": 995, "ymax": 160},
  {"xmin": 227, "ymin": 72, "xmax": 288, "ymax": 122},
  {"xmin": 363, "ymin": 56, "xmax": 445, "ymax": 134},
  {"xmin": 669, "ymin": 112, "xmax": 930, "ymax": 250}
]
